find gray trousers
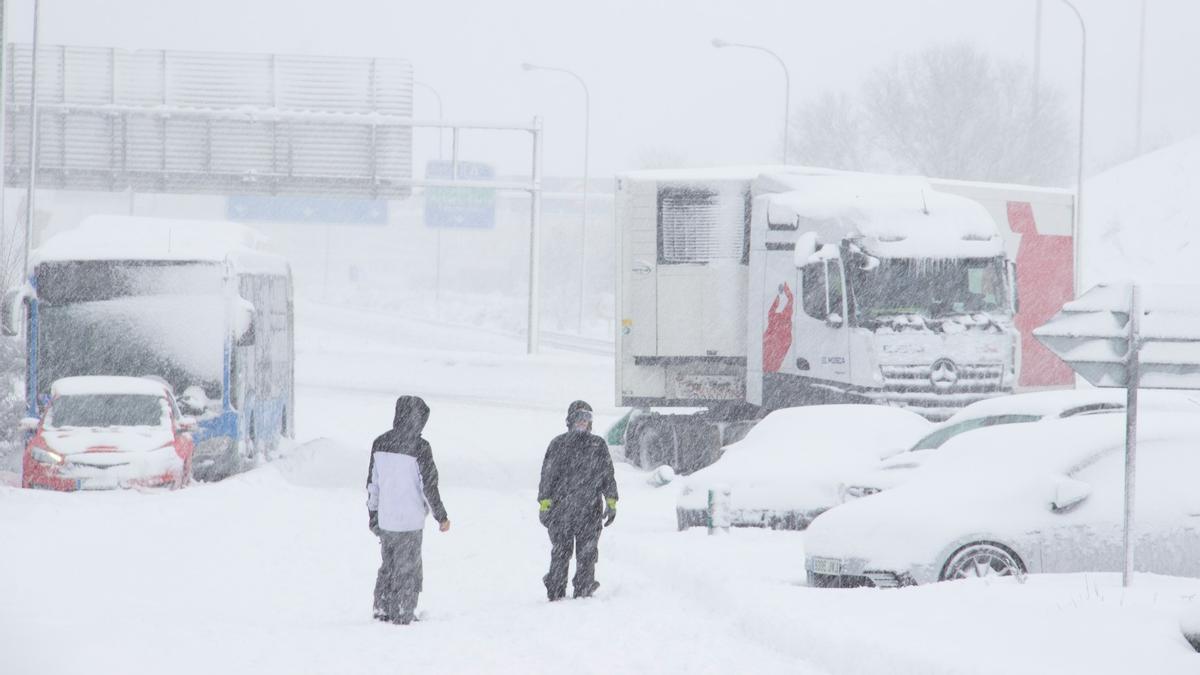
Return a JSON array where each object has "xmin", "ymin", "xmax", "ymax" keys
[
  {"xmin": 374, "ymin": 530, "xmax": 423, "ymax": 619},
  {"xmin": 545, "ymin": 519, "xmax": 602, "ymax": 596}
]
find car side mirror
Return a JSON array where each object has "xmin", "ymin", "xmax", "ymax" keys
[
  {"xmin": 19, "ymin": 416, "xmax": 40, "ymax": 432},
  {"xmin": 1051, "ymin": 477, "xmax": 1091, "ymax": 513},
  {"xmin": 178, "ymin": 386, "xmax": 210, "ymax": 416},
  {"xmin": 177, "ymin": 417, "xmax": 198, "ymax": 433}
]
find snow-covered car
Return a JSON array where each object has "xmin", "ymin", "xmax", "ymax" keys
[
  {"xmin": 675, "ymin": 405, "xmax": 931, "ymax": 530},
  {"xmin": 838, "ymin": 389, "xmax": 1200, "ymax": 501},
  {"xmin": 21, "ymin": 376, "xmax": 197, "ymax": 491},
  {"xmin": 805, "ymin": 412, "xmax": 1200, "ymax": 588}
]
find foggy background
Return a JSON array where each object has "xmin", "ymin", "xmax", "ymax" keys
[{"xmin": 12, "ymin": 0, "xmax": 1199, "ymax": 180}]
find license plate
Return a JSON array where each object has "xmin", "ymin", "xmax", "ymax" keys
[
  {"xmin": 675, "ymin": 375, "xmax": 742, "ymax": 400},
  {"xmin": 809, "ymin": 557, "xmax": 842, "ymax": 575}
]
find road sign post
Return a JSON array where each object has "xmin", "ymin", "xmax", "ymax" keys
[{"xmin": 1035, "ymin": 283, "xmax": 1200, "ymax": 587}]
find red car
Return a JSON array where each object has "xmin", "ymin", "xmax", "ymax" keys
[{"xmin": 22, "ymin": 376, "xmax": 196, "ymax": 491}]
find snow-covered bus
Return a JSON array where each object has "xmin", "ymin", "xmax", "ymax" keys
[{"xmin": 2, "ymin": 216, "xmax": 294, "ymax": 480}]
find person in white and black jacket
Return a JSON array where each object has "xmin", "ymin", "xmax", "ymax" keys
[{"xmin": 367, "ymin": 395, "xmax": 450, "ymax": 625}]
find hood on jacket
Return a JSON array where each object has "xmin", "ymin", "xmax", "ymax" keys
[
  {"xmin": 566, "ymin": 399, "xmax": 593, "ymax": 430},
  {"xmin": 393, "ymin": 395, "xmax": 430, "ymax": 439}
]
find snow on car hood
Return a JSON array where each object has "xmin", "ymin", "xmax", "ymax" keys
[
  {"xmin": 806, "ymin": 412, "xmax": 1200, "ymax": 571},
  {"xmin": 43, "ymin": 426, "xmax": 175, "ymax": 456},
  {"xmin": 678, "ymin": 405, "xmax": 931, "ymax": 513}
]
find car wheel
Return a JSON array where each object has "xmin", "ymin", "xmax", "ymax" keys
[{"xmin": 940, "ymin": 542, "xmax": 1025, "ymax": 581}]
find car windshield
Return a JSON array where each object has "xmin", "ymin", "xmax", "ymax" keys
[
  {"xmin": 910, "ymin": 414, "xmax": 1042, "ymax": 451},
  {"xmin": 48, "ymin": 394, "xmax": 167, "ymax": 428},
  {"xmin": 850, "ymin": 256, "xmax": 1009, "ymax": 321}
]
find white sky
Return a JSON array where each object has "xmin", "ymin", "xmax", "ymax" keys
[{"xmin": 20, "ymin": 0, "xmax": 1200, "ymax": 180}]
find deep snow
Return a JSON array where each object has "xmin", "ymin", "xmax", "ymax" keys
[{"xmin": 2, "ymin": 301, "xmax": 1199, "ymax": 675}]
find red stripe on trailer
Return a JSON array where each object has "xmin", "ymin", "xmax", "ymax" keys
[{"xmin": 1008, "ymin": 201, "xmax": 1075, "ymax": 387}]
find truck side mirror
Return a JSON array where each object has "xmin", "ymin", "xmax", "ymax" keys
[{"xmin": 826, "ymin": 313, "xmax": 844, "ymax": 329}]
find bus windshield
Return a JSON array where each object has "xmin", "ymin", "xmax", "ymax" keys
[{"xmin": 36, "ymin": 261, "xmax": 226, "ymax": 400}]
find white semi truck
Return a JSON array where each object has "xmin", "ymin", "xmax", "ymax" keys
[{"xmin": 614, "ymin": 167, "xmax": 1075, "ymax": 472}]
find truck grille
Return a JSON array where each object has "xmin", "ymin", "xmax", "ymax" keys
[{"xmin": 878, "ymin": 363, "xmax": 1007, "ymax": 420}]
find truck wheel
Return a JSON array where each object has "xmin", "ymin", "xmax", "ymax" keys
[
  {"xmin": 624, "ymin": 412, "xmax": 672, "ymax": 470},
  {"xmin": 674, "ymin": 419, "xmax": 721, "ymax": 475}
]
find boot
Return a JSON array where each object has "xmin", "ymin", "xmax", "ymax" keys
[{"xmin": 573, "ymin": 581, "xmax": 600, "ymax": 599}]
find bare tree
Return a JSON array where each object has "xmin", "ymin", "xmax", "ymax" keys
[
  {"xmin": 789, "ymin": 91, "xmax": 877, "ymax": 172},
  {"xmin": 791, "ymin": 43, "xmax": 1073, "ymax": 186}
]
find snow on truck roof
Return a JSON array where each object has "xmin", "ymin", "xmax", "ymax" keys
[
  {"xmin": 764, "ymin": 175, "xmax": 1004, "ymax": 259},
  {"xmin": 32, "ymin": 216, "xmax": 289, "ymax": 274},
  {"xmin": 51, "ymin": 376, "xmax": 172, "ymax": 398}
]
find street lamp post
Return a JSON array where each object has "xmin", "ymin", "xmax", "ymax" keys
[
  {"xmin": 522, "ymin": 62, "xmax": 590, "ymax": 333},
  {"xmin": 1056, "ymin": 0, "xmax": 1087, "ymax": 297},
  {"xmin": 414, "ymin": 81, "xmax": 444, "ymax": 160},
  {"xmin": 415, "ymin": 80, "xmax": 446, "ymax": 316},
  {"xmin": 22, "ymin": 0, "xmax": 40, "ymax": 280},
  {"xmin": 1135, "ymin": 0, "xmax": 1148, "ymax": 155},
  {"xmin": 712, "ymin": 38, "xmax": 791, "ymax": 165}
]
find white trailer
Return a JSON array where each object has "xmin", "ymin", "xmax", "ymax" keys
[{"xmin": 615, "ymin": 167, "xmax": 1074, "ymax": 472}]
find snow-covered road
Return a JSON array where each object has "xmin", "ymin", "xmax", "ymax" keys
[{"xmin": 2, "ymin": 302, "xmax": 1198, "ymax": 675}]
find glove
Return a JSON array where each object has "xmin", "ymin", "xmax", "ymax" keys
[
  {"xmin": 604, "ymin": 498, "xmax": 617, "ymax": 527},
  {"xmin": 538, "ymin": 499, "xmax": 552, "ymax": 527},
  {"xmin": 368, "ymin": 510, "xmax": 381, "ymax": 536}
]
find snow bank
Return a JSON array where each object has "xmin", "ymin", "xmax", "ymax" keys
[
  {"xmin": 273, "ymin": 437, "xmax": 367, "ymax": 490},
  {"xmin": 1084, "ymin": 135, "xmax": 1200, "ymax": 287}
]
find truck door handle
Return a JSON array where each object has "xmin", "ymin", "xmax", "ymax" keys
[{"xmin": 632, "ymin": 261, "xmax": 652, "ymax": 275}]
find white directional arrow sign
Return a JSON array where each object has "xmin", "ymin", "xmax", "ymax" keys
[
  {"xmin": 1034, "ymin": 283, "xmax": 1200, "ymax": 587},
  {"xmin": 1034, "ymin": 283, "xmax": 1200, "ymax": 389}
]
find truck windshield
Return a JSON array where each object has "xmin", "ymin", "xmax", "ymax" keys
[
  {"xmin": 35, "ymin": 261, "xmax": 225, "ymax": 400},
  {"xmin": 849, "ymin": 257, "xmax": 1009, "ymax": 321}
]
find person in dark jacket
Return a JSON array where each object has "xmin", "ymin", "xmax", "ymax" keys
[
  {"xmin": 366, "ymin": 395, "xmax": 451, "ymax": 624},
  {"xmin": 537, "ymin": 400, "xmax": 618, "ymax": 601}
]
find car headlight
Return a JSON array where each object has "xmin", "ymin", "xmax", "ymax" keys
[
  {"xmin": 31, "ymin": 445, "xmax": 65, "ymax": 465},
  {"xmin": 844, "ymin": 485, "xmax": 881, "ymax": 500}
]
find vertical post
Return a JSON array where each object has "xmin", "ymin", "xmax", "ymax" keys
[
  {"xmin": 707, "ymin": 487, "xmax": 731, "ymax": 535},
  {"xmin": 1033, "ymin": 0, "xmax": 1043, "ymax": 113},
  {"xmin": 1058, "ymin": 0, "xmax": 1087, "ymax": 297},
  {"xmin": 1122, "ymin": 284, "xmax": 1141, "ymax": 588},
  {"xmin": 22, "ymin": 0, "xmax": 40, "ymax": 279},
  {"xmin": 0, "ymin": 0, "xmax": 6, "ymax": 266},
  {"xmin": 1135, "ymin": 0, "xmax": 1148, "ymax": 155},
  {"xmin": 322, "ymin": 224, "xmax": 332, "ymax": 301},
  {"xmin": 527, "ymin": 117, "xmax": 543, "ymax": 355},
  {"xmin": 577, "ymin": 80, "xmax": 590, "ymax": 334}
]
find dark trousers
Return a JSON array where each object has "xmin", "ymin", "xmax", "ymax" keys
[
  {"xmin": 544, "ymin": 520, "xmax": 602, "ymax": 596},
  {"xmin": 374, "ymin": 530, "xmax": 423, "ymax": 619}
]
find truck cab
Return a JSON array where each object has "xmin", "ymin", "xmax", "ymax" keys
[{"xmin": 747, "ymin": 176, "xmax": 1019, "ymax": 419}]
